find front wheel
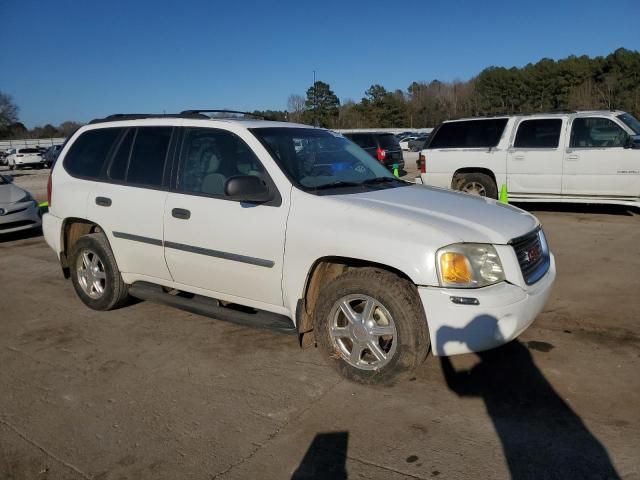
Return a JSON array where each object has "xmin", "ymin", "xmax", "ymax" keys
[{"xmin": 314, "ymin": 268, "xmax": 430, "ymax": 385}]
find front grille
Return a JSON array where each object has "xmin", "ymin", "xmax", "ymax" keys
[
  {"xmin": 0, "ymin": 220, "xmax": 37, "ymax": 231},
  {"xmin": 511, "ymin": 228, "xmax": 550, "ymax": 285}
]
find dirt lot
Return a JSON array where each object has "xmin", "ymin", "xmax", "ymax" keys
[{"xmin": 1, "ymin": 162, "xmax": 639, "ymax": 479}]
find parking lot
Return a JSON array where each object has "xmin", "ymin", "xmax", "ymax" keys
[{"xmin": 1, "ymin": 160, "xmax": 639, "ymax": 479}]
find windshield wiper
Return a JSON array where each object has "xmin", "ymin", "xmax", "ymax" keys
[
  {"xmin": 361, "ymin": 177, "xmax": 403, "ymax": 185},
  {"xmin": 311, "ymin": 181, "xmax": 363, "ymax": 191}
]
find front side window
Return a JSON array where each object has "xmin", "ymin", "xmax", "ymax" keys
[
  {"xmin": 570, "ymin": 118, "xmax": 628, "ymax": 148},
  {"xmin": 250, "ymin": 127, "xmax": 401, "ymax": 192},
  {"xmin": 178, "ymin": 128, "xmax": 267, "ymax": 197},
  {"xmin": 513, "ymin": 119, "xmax": 563, "ymax": 148},
  {"xmin": 428, "ymin": 119, "xmax": 508, "ymax": 149},
  {"xmin": 64, "ymin": 128, "xmax": 123, "ymax": 179}
]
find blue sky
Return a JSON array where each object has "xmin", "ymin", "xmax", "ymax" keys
[{"xmin": 1, "ymin": 0, "xmax": 638, "ymax": 128}]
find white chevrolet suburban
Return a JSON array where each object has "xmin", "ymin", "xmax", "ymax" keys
[
  {"xmin": 42, "ymin": 110, "xmax": 556, "ymax": 384},
  {"xmin": 418, "ymin": 110, "xmax": 640, "ymax": 207}
]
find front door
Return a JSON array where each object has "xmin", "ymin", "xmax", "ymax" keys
[
  {"xmin": 163, "ymin": 127, "xmax": 288, "ymax": 307},
  {"xmin": 563, "ymin": 116, "xmax": 640, "ymax": 198},
  {"xmin": 507, "ymin": 117, "xmax": 565, "ymax": 195}
]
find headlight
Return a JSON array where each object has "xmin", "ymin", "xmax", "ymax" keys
[
  {"xmin": 436, "ymin": 243, "xmax": 505, "ymax": 288},
  {"xmin": 15, "ymin": 192, "xmax": 33, "ymax": 203}
]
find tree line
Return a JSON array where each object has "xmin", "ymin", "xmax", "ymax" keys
[
  {"xmin": 259, "ymin": 48, "xmax": 640, "ymax": 128},
  {"xmin": 1, "ymin": 48, "xmax": 638, "ymax": 138}
]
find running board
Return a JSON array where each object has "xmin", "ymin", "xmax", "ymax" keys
[{"xmin": 129, "ymin": 282, "xmax": 296, "ymax": 335}]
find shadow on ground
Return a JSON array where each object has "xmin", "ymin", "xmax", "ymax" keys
[
  {"xmin": 0, "ymin": 227, "xmax": 43, "ymax": 244},
  {"xmin": 438, "ymin": 316, "xmax": 620, "ymax": 479},
  {"xmin": 291, "ymin": 432, "xmax": 348, "ymax": 480}
]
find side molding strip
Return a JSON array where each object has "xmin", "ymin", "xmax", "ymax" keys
[{"xmin": 112, "ymin": 231, "xmax": 274, "ymax": 268}]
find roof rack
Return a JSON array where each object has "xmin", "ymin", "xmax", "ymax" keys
[
  {"xmin": 180, "ymin": 109, "xmax": 265, "ymax": 120},
  {"xmin": 89, "ymin": 110, "xmax": 267, "ymax": 125}
]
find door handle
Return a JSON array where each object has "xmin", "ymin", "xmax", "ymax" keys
[
  {"xmin": 513, "ymin": 155, "xmax": 525, "ymax": 160},
  {"xmin": 171, "ymin": 208, "xmax": 191, "ymax": 220},
  {"xmin": 95, "ymin": 196, "xmax": 112, "ymax": 207},
  {"xmin": 566, "ymin": 154, "xmax": 579, "ymax": 161}
]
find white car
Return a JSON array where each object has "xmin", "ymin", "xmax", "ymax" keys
[
  {"xmin": 0, "ymin": 174, "xmax": 42, "ymax": 234},
  {"xmin": 6, "ymin": 147, "xmax": 46, "ymax": 170},
  {"xmin": 42, "ymin": 111, "xmax": 555, "ymax": 384},
  {"xmin": 399, "ymin": 136, "xmax": 417, "ymax": 151},
  {"xmin": 417, "ymin": 110, "xmax": 640, "ymax": 207}
]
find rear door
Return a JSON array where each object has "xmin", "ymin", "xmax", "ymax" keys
[
  {"xmin": 85, "ymin": 126, "xmax": 175, "ymax": 280},
  {"xmin": 163, "ymin": 127, "xmax": 288, "ymax": 307},
  {"xmin": 507, "ymin": 118, "xmax": 565, "ymax": 195},
  {"xmin": 563, "ymin": 116, "xmax": 640, "ymax": 198}
]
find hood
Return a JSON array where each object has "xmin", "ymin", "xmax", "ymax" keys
[
  {"xmin": 0, "ymin": 183, "xmax": 29, "ymax": 205},
  {"xmin": 331, "ymin": 184, "xmax": 538, "ymax": 245}
]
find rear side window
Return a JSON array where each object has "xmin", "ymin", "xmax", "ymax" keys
[
  {"xmin": 514, "ymin": 119, "xmax": 562, "ymax": 148},
  {"xmin": 108, "ymin": 129, "xmax": 135, "ymax": 182},
  {"xmin": 428, "ymin": 119, "xmax": 508, "ymax": 149},
  {"xmin": 126, "ymin": 127, "xmax": 173, "ymax": 187},
  {"xmin": 378, "ymin": 134, "xmax": 399, "ymax": 149},
  {"xmin": 19, "ymin": 148, "xmax": 40, "ymax": 154},
  {"xmin": 64, "ymin": 128, "xmax": 123, "ymax": 179},
  {"xmin": 348, "ymin": 134, "xmax": 373, "ymax": 148}
]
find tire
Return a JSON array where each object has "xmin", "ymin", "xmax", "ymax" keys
[
  {"xmin": 454, "ymin": 172, "xmax": 498, "ymax": 199},
  {"xmin": 69, "ymin": 232, "xmax": 130, "ymax": 311},
  {"xmin": 314, "ymin": 267, "xmax": 430, "ymax": 385}
]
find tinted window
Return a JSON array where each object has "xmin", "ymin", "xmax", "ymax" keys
[
  {"xmin": 347, "ymin": 134, "xmax": 373, "ymax": 148},
  {"xmin": 514, "ymin": 119, "xmax": 562, "ymax": 148},
  {"xmin": 64, "ymin": 128, "xmax": 122, "ymax": 179},
  {"xmin": 570, "ymin": 118, "xmax": 627, "ymax": 148},
  {"xmin": 108, "ymin": 129, "xmax": 135, "ymax": 181},
  {"xmin": 378, "ymin": 134, "xmax": 399, "ymax": 149},
  {"xmin": 179, "ymin": 128, "xmax": 266, "ymax": 197},
  {"xmin": 429, "ymin": 119, "xmax": 508, "ymax": 149},
  {"xmin": 126, "ymin": 127, "xmax": 172, "ymax": 187}
]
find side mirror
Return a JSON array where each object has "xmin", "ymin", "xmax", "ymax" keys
[
  {"xmin": 624, "ymin": 135, "xmax": 640, "ymax": 149},
  {"xmin": 224, "ymin": 175, "xmax": 271, "ymax": 203}
]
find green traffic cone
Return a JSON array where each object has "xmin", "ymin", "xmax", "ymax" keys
[
  {"xmin": 499, "ymin": 184, "xmax": 508, "ymax": 204},
  {"xmin": 393, "ymin": 163, "xmax": 399, "ymax": 178}
]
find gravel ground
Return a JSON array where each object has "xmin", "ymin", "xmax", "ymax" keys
[{"xmin": 1, "ymin": 155, "xmax": 639, "ymax": 479}]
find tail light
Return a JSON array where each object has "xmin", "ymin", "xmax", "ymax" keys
[
  {"xmin": 47, "ymin": 174, "xmax": 52, "ymax": 207},
  {"xmin": 376, "ymin": 147, "xmax": 386, "ymax": 162},
  {"xmin": 419, "ymin": 153, "xmax": 426, "ymax": 174}
]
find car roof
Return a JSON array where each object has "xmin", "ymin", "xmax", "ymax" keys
[
  {"xmin": 80, "ymin": 117, "xmax": 316, "ymax": 132},
  {"xmin": 445, "ymin": 110, "xmax": 626, "ymax": 123}
]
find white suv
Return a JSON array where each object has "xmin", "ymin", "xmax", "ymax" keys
[
  {"xmin": 417, "ymin": 110, "xmax": 640, "ymax": 207},
  {"xmin": 6, "ymin": 147, "xmax": 46, "ymax": 170},
  {"xmin": 43, "ymin": 111, "xmax": 556, "ymax": 384}
]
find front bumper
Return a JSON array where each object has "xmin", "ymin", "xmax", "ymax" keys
[
  {"xmin": 419, "ymin": 253, "xmax": 556, "ymax": 356},
  {"xmin": 0, "ymin": 201, "xmax": 42, "ymax": 234}
]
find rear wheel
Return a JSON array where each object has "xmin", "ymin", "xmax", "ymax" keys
[
  {"xmin": 70, "ymin": 232, "xmax": 130, "ymax": 311},
  {"xmin": 314, "ymin": 268, "xmax": 430, "ymax": 385},
  {"xmin": 454, "ymin": 172, "xmax": 498, "ymax": 199}
]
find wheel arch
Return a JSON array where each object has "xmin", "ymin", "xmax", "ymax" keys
[
  {"xmin": 296, "ymin": 256, "xmax": 416, "ymax": 340},
  {"xmin": 59, "ymin": 217, "xmax": 105, "ymax": 277},
  {"xmin": 451, "ymin": 167, "xmax": 498, "ymax": 190}
]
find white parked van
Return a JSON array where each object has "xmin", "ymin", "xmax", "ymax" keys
[
  {"xmin": 417, "ymin": 110, "xmax": 640, "ymax": 207},
  {"xmin": 42, "ymin": 110, "xmax": 555, "ymax": 384}
]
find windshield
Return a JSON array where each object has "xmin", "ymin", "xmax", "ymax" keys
[
  {"xmin": 250, "ymin": 127, "xmax": 401, "ymax": 192},
  {"xmin": 617, "ymin": 113, "xmax": 640, "ymax": 134}
]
